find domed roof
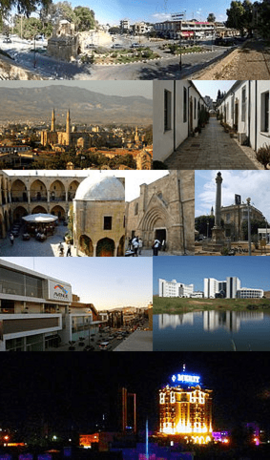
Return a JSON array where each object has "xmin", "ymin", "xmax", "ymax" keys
[{"xmin": 74, "ymin": 175, "xmax": 125, "ymax": 201}]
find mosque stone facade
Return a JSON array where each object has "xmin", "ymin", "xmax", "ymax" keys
[{"xmin": 126, "ymin": 170, "xmax": 194, "ymax": 254}]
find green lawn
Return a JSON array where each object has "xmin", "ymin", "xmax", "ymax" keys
[{"xmin": 153, "ymin": 296, "xmax": 270, "ymax": 314}]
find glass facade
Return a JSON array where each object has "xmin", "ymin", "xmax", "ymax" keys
[{"xmin": 0, "ymin": 267, "xmax": 43, "ymax": 298}]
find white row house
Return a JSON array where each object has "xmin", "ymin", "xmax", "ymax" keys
[
  {"xmin": 217, "ymin": 80, "xmax": 270, "ymax": 152},
  {"xmin": 153, "ymin": 80, "xmax": 208, "ymax": 162}
]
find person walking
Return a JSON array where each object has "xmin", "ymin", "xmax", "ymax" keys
[
  {"xmin": 153, "ymin": 238, "xmax": 160, "ymax": 256},
  {"xmin": 10, "ymin": 234, "xmax": 14, "ymax": 246},
  {"xmin": 138, "ymin": 237, "xmax": 143, "ymax": 255},
  {"xmin": 58, "ymin": 241, "xmax": 64, "ymax": 257},
  {"xmin": 133, "ymin": 237, "xmax": 139, "ymax": 256},
  {"xmin": 66, "ymin": 243, "xmax": 72, "ymax": 257}
]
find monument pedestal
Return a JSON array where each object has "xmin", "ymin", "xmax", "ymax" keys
[
  {"xmin": 211, "ymin": 226, "xmax": 225, "ymax": 244},
  {"xmin": 202, "ymin": 227, "xmax": 225, "ymax": 253}
]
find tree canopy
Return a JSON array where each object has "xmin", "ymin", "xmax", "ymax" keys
[
  {"xmin": 207, "ymin": 13, "xmax": 216, "ymax": 22},
  {"xmin": 226, "ymin": 0, "xmax": 253, "ymax": 36},
  {"xmin": 1, "ymin": 0, "xmax": 52, "ymax": 18}
]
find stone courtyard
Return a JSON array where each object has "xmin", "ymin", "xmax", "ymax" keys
[
  {"xmin": 0, "ymin": 223, "xmax": 77, "ymax": 257},
  {"xmin": 164, "ymin": 118, "xmax": 264, "ymax": 170}
]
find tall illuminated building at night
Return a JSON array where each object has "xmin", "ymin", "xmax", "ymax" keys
[{"xmin": 159, "ymin": 367, "xmax": 213, "ymax": 444}]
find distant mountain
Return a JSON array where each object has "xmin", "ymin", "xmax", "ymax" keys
[{"xmin": 0, "ymin": 85, "xmax": 153, "ymax": 125}]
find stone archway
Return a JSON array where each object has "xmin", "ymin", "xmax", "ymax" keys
[
  {"xmin": 51, "ymin": 205, "xmax": 65, "ymax": 220},
  {"xmin": 32, "ymin": 205, "xmax": 47, "ymax": 214},
  {"xmin": 30, "ymin": 179, "xmax": 47, "ymax": 202},
  {"xmin": 0, "ymin": 213, "xmax": 4, "ymax": 238},
  {"xmin": 13, "ymin": 206, "xmax": 28, "ymax": 223},
  {"xmin": 79, "ymin": 235, "xmax": 93, "ymax": 257},
  {"xmin": 68, "ymin": 180, "xmax": 80, "ymax": 201},
  {"xmin": 49, "ymin": 180, "xmax": 65, "ymax": 202},
  {"xmin": 140, "ymin": 205, "xmax": 169, "ymax": 249},
  {"xmin": 117, "ymin": 235, "xmax": 125, "ymax": 256},
  {"xmin": 11, "ymin": 179, "xmax": 27, "ymax": 203},
  {"xmin": 4, "ymin": 210, "xmax": 9, "ymax": 232},
  {"xmin": 96, "ymin": 237, "xmax": 115, "ymax": 257}
]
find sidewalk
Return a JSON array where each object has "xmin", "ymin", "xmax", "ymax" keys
[
  {"xmin": 192, "ymin": 39, "xmax": 270, "ymax": 80},
  {"xmin": 164, "ymin": 118, "xmax": 263, "ymax": 170},
  {"xmin": 114, "ymin": 330, "xmax": 153, "ymax": 351}
]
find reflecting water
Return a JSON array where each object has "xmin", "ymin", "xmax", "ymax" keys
[{"xmin": 153, "ymin": 311, "xmax": 270, "ymax": 351}]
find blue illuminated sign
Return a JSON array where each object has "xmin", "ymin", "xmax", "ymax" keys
[{"xmin": 171, "ymin": 373, "xmax": 200, "ymax": 384}]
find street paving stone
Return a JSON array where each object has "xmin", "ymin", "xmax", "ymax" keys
[
  {"xmin": 0, "ymin": 224, "xmax": 76, "ymax": 257},
  {"xmin": 114, "ymin": 330, "xmax": 153, "ymax": 351},
  {"xmin": 164, "ymin": 118, "xmax": 264, "ymax": 170}
]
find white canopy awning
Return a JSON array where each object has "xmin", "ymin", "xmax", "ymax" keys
[{"xmin": 22, "ymin": 213, "xmax": 58, "ymax": 224}]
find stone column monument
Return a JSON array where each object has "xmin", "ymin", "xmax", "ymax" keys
[{"xmin": 211, "ymin": 172, "xmax": 225, "ymax": 245}]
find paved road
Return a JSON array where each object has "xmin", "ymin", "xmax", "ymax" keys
[
  {"xmin": 164, "ymin": 117, "xmax": 264, "ymax": 170},
  {"xmin": 4, "ymin": 43, "xmax": 230, "ymax": 80}
]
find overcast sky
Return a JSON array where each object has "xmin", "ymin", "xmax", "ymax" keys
[
  {"xmin": 0, "ymin": 81, "xmax": 153, "ymax": 99},
  {"xmin": 195, "ymin": 170, "xmax": 270, "ymax": 221}
]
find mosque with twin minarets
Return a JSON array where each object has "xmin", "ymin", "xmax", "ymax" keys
[{"xmin": 40, "ymin": 109, "xmax": 91, "ymax": 149}]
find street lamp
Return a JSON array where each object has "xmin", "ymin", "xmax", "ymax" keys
[
  {"xmin": 179, "ymin": 30, "xmax": 182, "ymax": 71},
  {"xmin": 246, "ymin": 197, "xmax": 251, "ymax": 256},
  {"xmin": 207, "ymin": 219, "xmax": 209, "ymax": 240}
]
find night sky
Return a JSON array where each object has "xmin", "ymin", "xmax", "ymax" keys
[{"xmin": 1, "ymin": 353, "xmax": 270, "ymax": 434}]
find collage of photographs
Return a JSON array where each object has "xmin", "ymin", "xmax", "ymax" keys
[{"xmin": 1, "ymin": 0, "xmax": 270, "ymax": 459}]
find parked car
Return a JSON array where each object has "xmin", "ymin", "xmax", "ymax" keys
[
  {"xmin": 111, "ymin": 43, "xmax": 123, "ymax": 49},
  {"xmin": 130, "ymin": 42, "xmax": 141, "ymax": 48},
  {"xmin": 3, "ymin": 37, "xmax": 12, "ymax": 44},
  {"xmin": 86, "ymin": 43, "xmax": 96, "ymax": 49}
]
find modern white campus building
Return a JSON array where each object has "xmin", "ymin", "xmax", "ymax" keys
[
  {"xmin": 204, "ymin": 276, "xmax": 263, "ymax": 299},
  {"xmin": 153, "ymin": 81, "xmax": 208, "ymax": 162},
  {"xmin": 217, "ymin": 80, "xmax": 270, "ymax": 152},
  {"xmin": 0, "ymin": 259, "xmax": 102, "ymax": 351},
  {"xmin": 236, "ymin": 288, "xmax": 264, "ymax": 299},
  {"xmin": 159, "ymin": 278, "xmax": 194, "ymax": 298}
]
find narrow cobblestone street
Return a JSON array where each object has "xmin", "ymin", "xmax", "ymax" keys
[{"xmin": 164, "ymin": 117, "xmax": 263, "ymax": 170}]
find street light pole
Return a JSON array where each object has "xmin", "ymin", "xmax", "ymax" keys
[
  {"xmin": 247, "ymin": 197, "xmax": 251, "ymax": 256},
  {"xmin": 179, "ymin": 34, "xmax": 182, "ymax": 71}
]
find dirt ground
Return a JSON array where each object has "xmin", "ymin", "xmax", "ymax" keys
[{"xmin": 191, "ymin": 39, "xmax": 270, "ymax": 80}]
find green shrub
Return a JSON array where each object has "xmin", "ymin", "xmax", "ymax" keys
[{"xmin": 256, "ymin": 144, "xmax": 270, "ymax": 169}]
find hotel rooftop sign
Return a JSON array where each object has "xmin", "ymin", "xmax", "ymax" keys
[{"xmin": 171, "ymin": 373, "xmax": 201, "ymax": 384}]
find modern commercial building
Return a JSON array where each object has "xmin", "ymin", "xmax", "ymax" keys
[
  {"xmin": 153, "ymin": 81, "xmax": 208, "ymax": 162},
  {"xmin": 159, "ymin": 370, "xmax": 213, "ymax": 444},
  {"xmin": 204, "ymin": 276, "xmax": 263, "ymax": 299},
  {"xmin": 226, "ymin": 276, "xmax": 241, "ymax": 299},
  {"xmin": 154, "ymin": 20, "xmax": 215, "ymax": 39},
  {"xmin": 159, "ymin": 279, "xmax": 194, "ymax": 297},
  {"xmin": 217, "ymin": 80, "xmax": 270, "ymax": 152},
  {"xmin": 203, "ymin": 278, "xmax": 226, "ymax": 299},
  {"xmin": 236, "ymin": 288, "xmax": 264, "ymax": 299},
  {"xmin": 0, "ymin": 259, "xmax": 102, "ymax": 351}
]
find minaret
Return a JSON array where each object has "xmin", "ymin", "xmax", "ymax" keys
[
  {"xmin": 51, "ymin": 108, "xmax": 55, "ymax": 132},
  {"xmin": 134, "ymin": 126, "xmax": 139, "ymax": 144},
  {"xmin": 66, "ymin": 109, "xmax": 70, "ymax": 145}
]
